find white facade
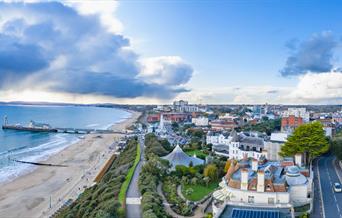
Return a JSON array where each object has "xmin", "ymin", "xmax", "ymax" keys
[
  {"xmin": 282, "ymin": 108, "xmax": 310, "ymax": 123},
  {"xmin": 173, "ymin": 100, "xmax": 199, "ymax": 112},
  {"xmin": 207, "ymin": 132, "xmax": 266, "ymax": 160},
  {"xmin": 324, "ymin": 127, "xmax": 333, "ymax": 138},
  {"xmin": 192, "ymin": 117, "xmax": 209, "ymax": 126},
  {"xmin": 218, "ymin": 182, "xmax": 290, "ymax": 205},
  {"xmin": 264, "ymin": 133, "xmax": 288, "ymax": 161},
  {"xmin": 229, "ymin": 143, "xmax": 265, "ymax": 160}
]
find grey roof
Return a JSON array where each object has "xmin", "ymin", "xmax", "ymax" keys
[
  {"xmin": 213, "ymin": 144, "xmax": 230, "ymax": 152},
  {"xmin": 162, "ymin": 145, "xmax": 204, "ymax": 170},
  {"xmin": 229, "ymin": 129, "xmax": 238, "ymax": 140},
  {"xmin": 285, "ymin": 166, "xmax": 307, "ymax": 186},
  {"xmin": 239, "ymin": 134, "xmax": 264, "ymax": 147}
]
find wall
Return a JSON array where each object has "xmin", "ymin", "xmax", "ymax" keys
[
  {"xmin": 264, "ymin": 141, "xmax": 283, "ymax": 161},
  {"xmin": 226, "ymin": 185, "xmax": 290, "ymax": 205}
]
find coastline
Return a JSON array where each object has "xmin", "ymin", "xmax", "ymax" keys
[{"xmin": 0, "ymin": 110, "xmax": 141, "ymax": 218}]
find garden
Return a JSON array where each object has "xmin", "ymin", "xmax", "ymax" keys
[{"xmin": 138, "ymin": 133, "xmax": 226, "ymax": 217}]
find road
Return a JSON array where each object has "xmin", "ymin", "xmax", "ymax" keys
[
  {"xmin": 126, "ymin": 135, "xmax": 145, "ymax": 218},
  {"xmin": 314, "ymin": 154, "xmax": 342, "ymax": 218}
]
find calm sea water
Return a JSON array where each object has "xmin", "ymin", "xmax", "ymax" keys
[{"xmin": 0, "ymin": 105, "xmax": 131, "ymax": 183}]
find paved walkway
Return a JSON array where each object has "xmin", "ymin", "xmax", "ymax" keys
[
  {"xmin": 126, "ymin": 135, "xmax": 145, "ymax": 218},
  {"xmin": 177, "ymin": 185, "xmax": 187, "ymax": 201}
]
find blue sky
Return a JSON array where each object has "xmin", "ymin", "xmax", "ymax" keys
[
  {"xmin": 118, "ymin": 1, "xmax": 342, "ymax": 87},
  {"xmin": 0, "ymin": 0, "xmax": 341, "ymax": 104}
]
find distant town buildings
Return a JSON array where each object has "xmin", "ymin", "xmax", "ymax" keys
[
  {"xmin": 210, "ymin": 118, "xmax": 237, "ymax": 130},
  {"xmin": 192, "ymin": 116, "xmax": 209, "ymax": 126},
  {"xmin": 281, "ymin": 115, "xmax": 303, "ymax": 133},
  {"xmin": 281, "ymin": 108, "xmax": 310, "ymax": 133},
  {"xmin": 147, "ymin": 112, "xmax": 190, "ymax": 123},
  {"xmin": 282, "ymin": 108, "xmax": 310, "ymax": 122},
  {"xmin": 173, "ymin": 100, "xmax": 199, "ymax": 113}
]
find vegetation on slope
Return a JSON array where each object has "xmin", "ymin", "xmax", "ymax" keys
[
  {"xmin": 56, "ymin": 137, "xmax": 138, "ymax": 218},
  {"xmin": 331, "ymin": 139, "xmax": 342, "ymax": 160},
  {"xmin": 138, "ymin": 133, "xmax": 171, "ymax": 218}
]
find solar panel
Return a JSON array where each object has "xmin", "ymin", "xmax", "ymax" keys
[{"xmin": 231, "ymin": 208, "xmax": 280, "ymax": 218}]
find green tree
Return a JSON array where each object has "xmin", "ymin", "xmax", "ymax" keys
[
  {"xmin": 331, "ymin": 139, "xmax": 342, "ymax": 160},
  {"xmin": 204, "ymin": 164, "xmax": 218, "ymax": 181},
  {"xmin": 279, "ymin": 122, "xmax": 329, "ymax": 165}
]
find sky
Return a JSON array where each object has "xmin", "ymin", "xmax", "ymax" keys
[{"xmin": 0, "ymin": 0, "xmax": 341, "ymax": 104}]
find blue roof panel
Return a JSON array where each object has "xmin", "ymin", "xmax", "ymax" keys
[{"xmin": 231, "ymin": 209, "xmax": 280, "ymax": 218}]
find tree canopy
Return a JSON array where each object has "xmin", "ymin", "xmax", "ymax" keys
[
  {"xmin": 279, "ymin": 122, "xmax": 329, "ymax": 163},
  {"xmin": 239, "ymin": 118, "xmax": 281, "ymax": 136},
  {"xmin": 331, "ymin": 139, "xmax": 342, "ymax": 161},
  {"xmin": 203, "ymin": 164, "xmax": 218, "ymax": 181}
]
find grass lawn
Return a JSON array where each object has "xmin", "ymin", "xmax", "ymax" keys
[
  {"xmin": 182, "ymin": 181, "xmax": 218, "ymax": 201},
  {"xmin": 185, "ymin": 149, "xmax": 207, "ymax": 159},
  {"xmin": 118, "ymin": 143, "xmax": 140, "ymax": 205}
]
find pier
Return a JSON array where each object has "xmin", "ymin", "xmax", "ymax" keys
[{"xmin": 2, "ymin": 116, "xmax": 125, "ymax": 135}]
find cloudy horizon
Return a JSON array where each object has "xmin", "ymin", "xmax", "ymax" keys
[{"xmin": 0, "ymin": 0, "xmax": 341, "ymax": 105}]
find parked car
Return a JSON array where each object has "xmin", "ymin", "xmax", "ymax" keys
[{"xmin": 333, "ymin": 182, "xmax": 342, "ymax": 192}]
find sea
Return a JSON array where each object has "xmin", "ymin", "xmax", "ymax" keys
[{"xmin": 0, "ymin": 104, "xmax": 131, "ymax": 183}]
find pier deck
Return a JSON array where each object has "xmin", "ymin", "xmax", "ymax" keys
[{"xmin": 2, "ymin": 125, "xmax": 125, "ymax": 135}]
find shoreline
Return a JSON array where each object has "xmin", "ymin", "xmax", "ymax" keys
[{"xmin": 0, "ymin": 110, "xmax": 141, "ymax": 218}]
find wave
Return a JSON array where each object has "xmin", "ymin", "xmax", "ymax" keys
[{"xmin": 0, "ymin": 134, "xmax": 79, "ymax": 183}]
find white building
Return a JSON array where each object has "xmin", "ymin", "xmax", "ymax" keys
[
  {"xmin": 282, "ymin": 108, "xmax": 310, "ymax": 123},
  {"xmin": 207, "ymin": 131, "xmax": 267, "ymax": 160},
  {"xmin": 192, "ymin": 116, "xmax": 209, "ymax": 126},
  {"xmin": 264, "ymin": 133, "xmax": 288, "ymax": 161},
  {"xmin": 213, "ymin": 154, "xmax": 312, "ymax": 217},
  {"xmin": 173, "ymin": 100, "xmax": 199, "ymax": 112}
]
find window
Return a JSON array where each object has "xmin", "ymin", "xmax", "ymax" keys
[
  {"xmin": 268, "ymin": 198, "xmax": 274, "ymax": 204},
  {"xmin": 248, "ymin": 196, "xmax": 254, "ymax": 203},
  {"xmin": 266, "ymin": 185, "xmax": 272, "ymax": 191}
]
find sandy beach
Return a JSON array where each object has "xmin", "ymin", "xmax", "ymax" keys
[{"xmin": 0, "ymin": 110, "xmax": 141, "ymax": 218}]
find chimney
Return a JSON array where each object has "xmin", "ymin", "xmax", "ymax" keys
[
  {"xmin": 240, "ymin": 168, "xmax": 248, "ymax": 190},
  {"xmin": 295, "ymin": 153, "xmax": 302, "ymax": 167},
  {"xmin": 257, "ymin": 170, "xmax": 265, "ymax": 192},
  {"xmin": 252, "ymin": 159, "xmax": 258, "ymax": 171},
  {"xmin": 262, "ymin": 149, "xmax": 268, "ymax": 159}
]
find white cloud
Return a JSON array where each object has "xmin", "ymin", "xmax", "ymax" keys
[
  {"xmin": 286, "ymin": 72, "xmax": 342, "ymax": 103},
  {"xmin": 177, "ymin": 86, "xmax": 292, "ymax": 104},
  {"xmin": 0, "ymin": 1, "xmax": 194, "ymax": 101},
  {"xmin": 63, "ymin": 0, "xmax": 123, "ymax": 34},
  {"xmin": 138, "ymin": 56, "xmax": 193, "ymax": 86}
]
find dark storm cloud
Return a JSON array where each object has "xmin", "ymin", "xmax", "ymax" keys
[
  {"xmin": 280, "ymin": 32, "xmax": 339, "ymax": 77},
  {"xmin": 0, "ymin": 34, "xmax": 48, "ymax": 75},
  {"xmin": 0, "ymin": 1, "xmax": 193, "ymax": 99},
  {"xmin": 50, "ymin": 71, "xmax": 189, "ymax": 99}
]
